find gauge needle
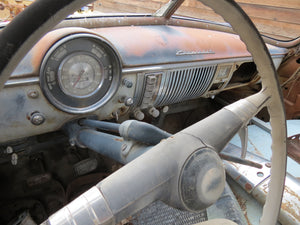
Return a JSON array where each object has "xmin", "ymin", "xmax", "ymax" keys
[{"xmin": 73, "ymin": 69, "xmax": 85, "ymax": 87}]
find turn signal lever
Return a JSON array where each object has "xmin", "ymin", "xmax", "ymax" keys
[{"xmin": 80, "ymin": 119, "xmax": 171, "ymax": 145}]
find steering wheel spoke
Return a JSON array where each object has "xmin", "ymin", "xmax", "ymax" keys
[
  {"xmin": 238, "ymin": 125, "xmax": 248, "ymax": 158},
  {"xmin": 225, "ymin": 90, "xmax": 271, "ymax": 124}
]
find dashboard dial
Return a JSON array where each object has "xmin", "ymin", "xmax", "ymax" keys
[
  {"xmin": 40, "ymin": 34, "xmax": 121, "ymax": 114},
  {"xmin": 58, "ymin": 53, "xmax": 104, "ymax": 97}
]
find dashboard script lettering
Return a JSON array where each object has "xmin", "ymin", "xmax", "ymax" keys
[{"xmin": 176, "ymin": 50, "xmax": 215, "ymax": 56}]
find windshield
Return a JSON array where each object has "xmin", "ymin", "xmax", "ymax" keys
[
  {"xmin": 1, "ymin": 0, "xmax": 299, "ymax": 41},
  {"xmin": 174, "ymin": 0, "xmax": 299, "ymax": 41},
  {"xmin": 93, "ymin": 0, "xmax": 168, "ymax": 14},
  {"xmin": 0, "ymin": 0, "xmax": 169, "ymax": 21}
]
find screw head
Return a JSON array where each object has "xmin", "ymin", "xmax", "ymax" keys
[
  {"xmin": 30, "ymin": 112, "xmax": 45, "ymax": 125},
  {"xmin": 27, "ymin": 90, "xmax": 39, "ymax": 99},
  {"xmin": 125, "ymin": 97, "xmax": 134, "ymax": 106}
]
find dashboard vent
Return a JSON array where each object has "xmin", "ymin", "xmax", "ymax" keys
[{"xmin": 154, "ymin": 65, "xmax": 216, "ymax": 106}]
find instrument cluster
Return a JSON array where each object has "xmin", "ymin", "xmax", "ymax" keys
[{"xmin": 40, "ymin": 34, "xmax": 121, "ymax": 114}]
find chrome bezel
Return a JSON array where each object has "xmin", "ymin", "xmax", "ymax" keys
[{"xmin": 40, "ymin": 33, "xmax": 121, "ymax": 114}]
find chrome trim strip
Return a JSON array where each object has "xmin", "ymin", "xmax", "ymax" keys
[
  {"xmin": 3, "ymin": 57, "xmax": 284, "ymax": 88},
  {"xmin": 122, "ymin": 55, "xmax": 284, "ymax": 74},
  {"xmin": 4, "ymin": 77, "xmax": 40, "ymax": 87},
  {"xmin": 176, "ymin": 49, "xmax": 215, "ymax": 56},
  {"xmin": 122, "ymin": 59, "xmax": 242, "ymax": 74},
  {"xmin": 42, "ymin": 186, "xmax": 115, "ymax": 225}
]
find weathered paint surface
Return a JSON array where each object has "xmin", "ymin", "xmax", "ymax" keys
[
  {"xmin": 10, "ymin": 27, "xmax": 96, "ymax": 78},
  {"xmin": 230, "ymin": 120, "xmax": 300, "ymax": 178},
  {"xmin": 93, "ymin": 25, "xmax": 286, "ymax": 66},
  {"xmin": 10, "ymin": 25, "xmax": 287, "ymax": 78}
]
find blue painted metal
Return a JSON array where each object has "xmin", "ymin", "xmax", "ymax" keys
[
  {"xmin": 80, "ymin": 119, "xmax": 120, "ymax": 133},
  {"xmin": 78, "ymin": 129, "xmax": 125, "ymax": 163},
  {"xmin": 228, "ymin": 119, "xmax": 300, "ymax": 225},
  {"xmin": 230, "ymin": 119, "xmax": 300, "ymax": 178}
]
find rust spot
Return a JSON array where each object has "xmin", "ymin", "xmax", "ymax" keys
[
  {"xmin": 285, "ymin": 186, "xmax": 300, "ymax": 202},
  {"xmin": 244, "ymin": 212, "xmax": 252, "ymax": 225},
  {"xmin": 281, "ymin": 200, "xmax": 300, "ymax": 222},
  {"xmin": 252, "ymin": 192, "xmax": 259, "ymax": 199},
  {"xmin": 93, "ymin": 26, "xmax": 251, "ymax": 66},
  {"xmin": 114, "ymin": 138, "xmax": 123, "ymax": 142},
  {"xmin": 233, "ymin": 192, "xmax": 252, "ymax": 225},
  {"xmin": 117, "ymin": 216, "xmax": 133, "ymax": 225},
  {"xmin": 119, "ymin": 106, "xmax": 128, "ymax": 115},
  {"xmin": 245, "ymin": 183, "xmax": 252, "ymax": 191},
  {"xmin": 30, "ymin": 28, "xmax": 100, "ymax": 74},
  {"xmin": 248, "ymin": 139, "xmax": 264, "ymax": 157}
]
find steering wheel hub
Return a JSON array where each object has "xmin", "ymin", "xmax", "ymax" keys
[{"xmin": 179, "ymin": 148, "xmax": 225, "ymax": 211}]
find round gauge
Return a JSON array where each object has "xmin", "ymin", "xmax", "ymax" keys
[
  {"xmin": 40, "ymin": 34, "xmax": 121, "ymax": 114},
  {"xmin": 58, "ymin": 53, "xmax": 104, "ymax": 97}
]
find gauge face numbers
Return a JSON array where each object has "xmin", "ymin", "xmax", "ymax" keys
[
  {"xmin": 40, "ymin": 35, "xmax": 120, "ymax": 114},
  {"xmin": 58, "ymin": 53, "xmax": 103, "ymax": 98}
]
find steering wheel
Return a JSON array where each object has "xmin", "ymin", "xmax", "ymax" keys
[{"xmin": 0, "ymin": 0, "xmax": 286, "ymax": 225}]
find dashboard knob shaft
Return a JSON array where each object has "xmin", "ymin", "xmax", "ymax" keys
[
  {"xmin": 148, "ymin": 107, "xmax": 160, "ymax": 118},
  {"xmin": 119, "ymin": 96, "xmax": 134, "ymax": 106},
  {"xmin": 124, "ymin": 97, "xmax": 134, "ymax": 106},
  {"xmin": 134, "ymin": 110, "xmax": 145, "ymax": 121}
]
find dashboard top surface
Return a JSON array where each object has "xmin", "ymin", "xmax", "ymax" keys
[{"xmin": 10, "ymin": 25, "xmax": 287, "ymax": 78}]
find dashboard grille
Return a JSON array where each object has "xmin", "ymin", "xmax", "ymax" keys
[{"xmin": 154, "ymin": 65, "xmax": 216, "ymax": 106}]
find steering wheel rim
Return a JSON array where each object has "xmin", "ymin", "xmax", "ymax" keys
[
  {"xmin": 0, "ymin": 0, "xmax": 286, "ymax": 224},
  {"xmin": 199, "ymin": 1, "xmax": 287, "ymax": 224}
]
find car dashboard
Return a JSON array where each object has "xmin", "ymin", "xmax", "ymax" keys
[
  {"xmin": 1, "ymin": 0, "xmax": 299, "ymax": 223},
  {"xmin": 0, "ymin": 24, "xmax": 286, "ymax": 143}
]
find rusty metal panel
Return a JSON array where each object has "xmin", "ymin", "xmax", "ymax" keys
[
  {"xmin": 10, "ymin": 25, "xmax": 287, "ymax": 78},
  {"xmin": 10, "ymin": 27, "xmax": 95, "ymax": 78},
  {"xmin": 92, "ymin": 25, "xmax": 250, "ymax": 66},
  {"xmin": 92, "ymin": 25, "xmax": 286, "ymax": 66}
]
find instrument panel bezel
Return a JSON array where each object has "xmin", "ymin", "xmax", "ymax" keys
[{"xmin": 40, "ymin": 33, "xmax": 121, "ymax": 114}]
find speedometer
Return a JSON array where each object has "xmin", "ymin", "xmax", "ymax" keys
[
  {"xmin": 40, "ymin": 33, "xmax": 120, "ymax": 114},
  {"xmin": 58, "ymin": 53, "xmax": 104, "ymax": 97}
]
